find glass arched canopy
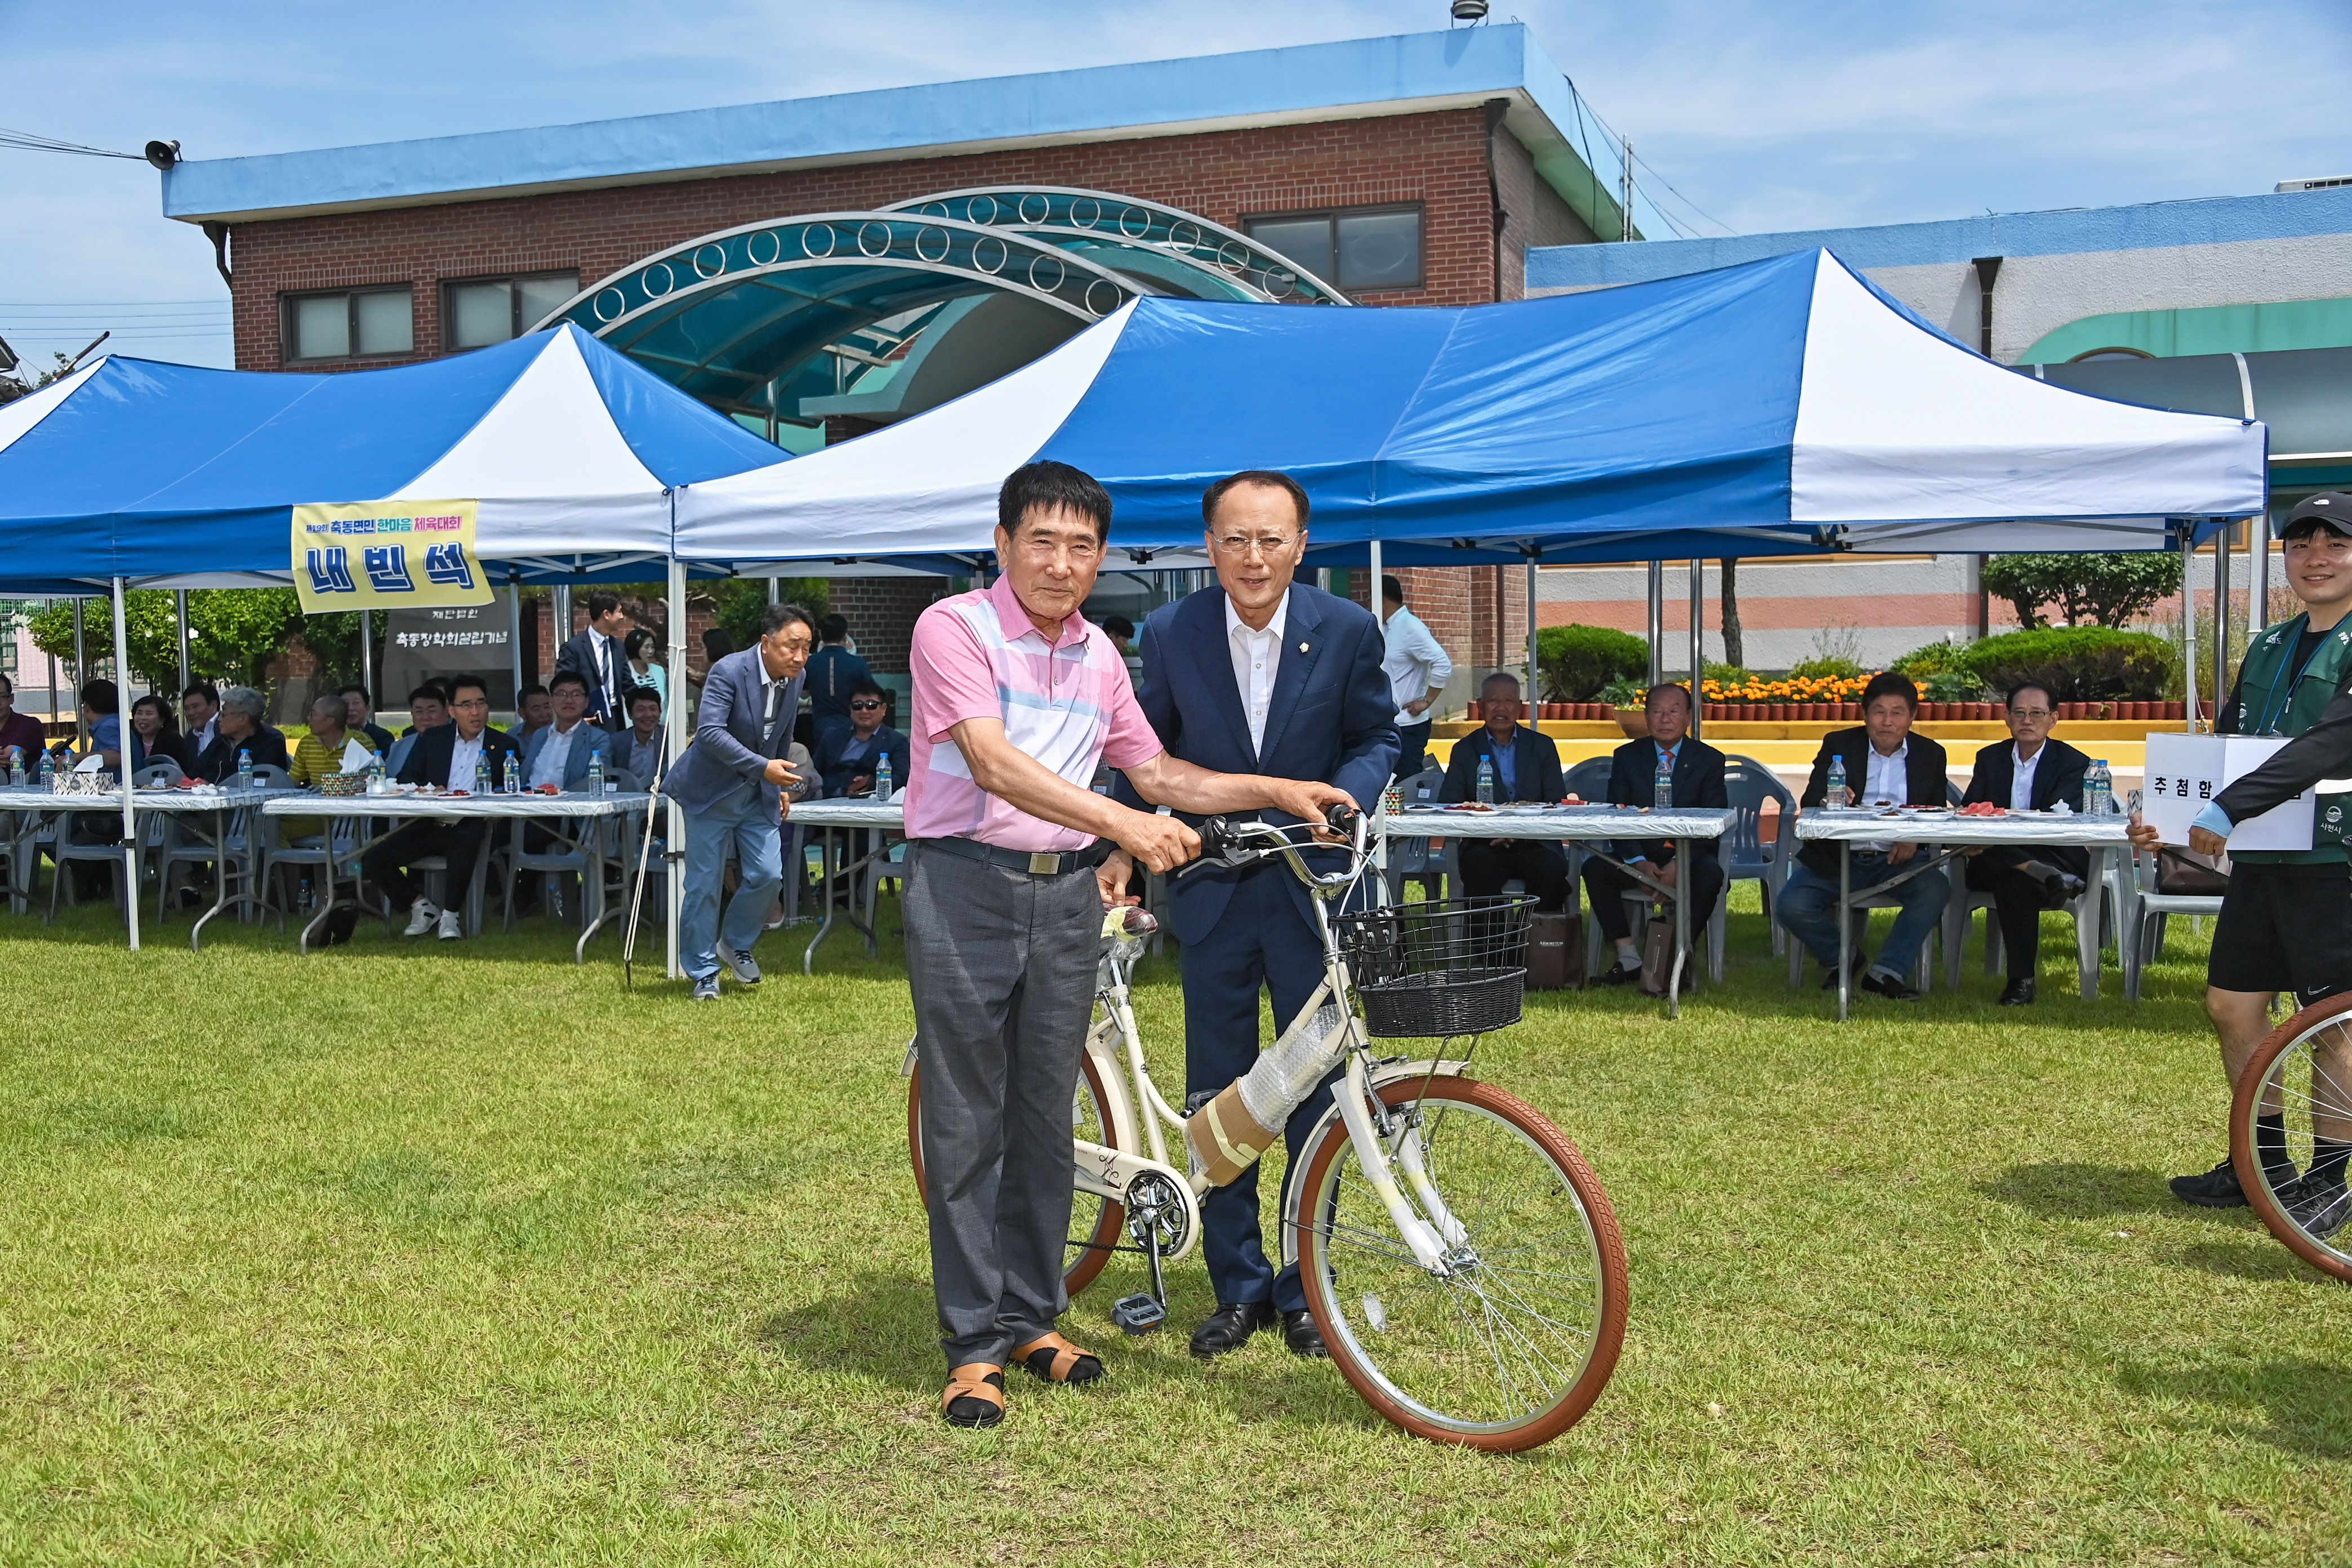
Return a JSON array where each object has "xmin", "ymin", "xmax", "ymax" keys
[{"xmin": 539, "ymin": 186, "xmax": 1349, "ymax": 428}]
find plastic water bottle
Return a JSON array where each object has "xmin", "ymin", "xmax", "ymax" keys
[
  {"xmin": 505, "ymin": 757, "xmax": 522, "ymax": 795},
  {"xmin": 366, "ymin": 754, "xmax": 385, "ymax": 795},
  {"xmin": 1476, "ymin": 754, "xmax": 1496, "ymax": 805},
  {"xmin": 7, "ymin": 748, "xmax": 22, "ymax": 787},
  {"xmin": 2087, "ymin": 759, "xmax": 2113, "ymax": 817},
  {"xmin": 1826, "ymin": 755, "xmax": 1850, "ymax": 809},
  {"xmin": 237, "ymin": 747, "xmax": 253, "ymax": 791},
  {"xmin": 875, "ymin": 752, "xmax": 894, "ymax": 803},
  {"xmin": 587, "ymin": 749, "xmax": 605, "ymax": 795},
  {"xmin": 37, "ymin": 750, "xmax": 55, "ymax": 791},
  {"xmin": 475, "ymin": 754, "xmax": 490, "ymax": 795},
  {"xmin": 1654, "ymin": 748, "xmax": 1674, "ymax": 809}
]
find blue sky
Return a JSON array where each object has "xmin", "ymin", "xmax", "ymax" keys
[{"xmin": 2, "ymin": 0, "xmax": 2345, "ymax": 370}]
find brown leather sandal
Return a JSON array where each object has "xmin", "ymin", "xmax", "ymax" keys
[
  {"xmin": 941, "ymin": 1362, "xmax": 1006, "ymax": 1428},
  {"xmin": 1011, "ymin": 1331, "xmax": 1105, "ymax": 1386}
]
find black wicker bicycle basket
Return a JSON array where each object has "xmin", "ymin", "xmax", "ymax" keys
[{"xmin": 1334, "ymin": 895, "xmax": 1536, "ymax": 1039}]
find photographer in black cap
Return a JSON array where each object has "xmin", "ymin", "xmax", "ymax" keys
[{"xmin": 2130, "ymin": 493, "xmax": 2352, "ymax": 1228}]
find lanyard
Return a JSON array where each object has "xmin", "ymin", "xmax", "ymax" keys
[{"xmin": 2253, "ymin": 617, "xmax": 2326, "ymax": 737}]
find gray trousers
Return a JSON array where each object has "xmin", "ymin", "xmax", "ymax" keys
[{"xmin": 906, "ymin": 841, "xmax": 1101, "ymax": 1369}]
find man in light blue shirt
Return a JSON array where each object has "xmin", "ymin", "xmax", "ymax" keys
[{"xmin": 1380, "ymin": 576, "xmax": 1452, "ymax": 780}]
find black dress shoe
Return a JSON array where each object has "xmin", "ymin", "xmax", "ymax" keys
[
  {"xmin": 1997, "ymin": 975, "xmax": 2036, "ymax": 1006},
  {"xmin": 1592, "ymin": 963, "xmax": 1641, "ymax": 988},
  {"xmin": 1281, "ymin": 1309, "xmax": 1328, "ymax": 1358},
  {"xmin": 1821, "ymin": 952, "xmax": 1869, "ymax": 991},
  {"xmin": 1859, "ymin": 969, "xmax": 1922, "ymax": 1002},
  {"xmin": 1190, "ymin": 1300, "xmax": 1277, "ymax": 1358}
]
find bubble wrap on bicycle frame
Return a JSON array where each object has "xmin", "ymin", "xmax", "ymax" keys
[{"xmin": 1185, "ymin": 991, "xmax": 1352, "ymax": 1188}]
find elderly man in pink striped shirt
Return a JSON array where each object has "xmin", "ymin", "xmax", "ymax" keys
[{"xmin": 904, "ymin": 460, "xmax": 1352, "ymax": 1431}]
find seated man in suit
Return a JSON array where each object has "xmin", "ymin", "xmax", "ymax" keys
[
  {"xmin": 384, "ymin": 683, "xmax": 447, "ymax": 777},
  {"xmin": 818, "ymin": 678, "xmax": 911, "ymax": 798},
  {"xmin": 1581, "ymin": 682, "xmax": 1730, "ymax": 986},
  {"xmin": 1775, "ymin": 671, "xmax": 1951, "ymax": 1000},
  {"xmin": 610, "ymin": 687, "xmax": 667, "ymax": 781},
  {"xmin": 520, "ymin": 671, "xmax": 612, "ymax": 791},
  {"xmin": 1961, "ymin": 680, "xmax": 2091, "ymax": 1006},
  {"xmin": 1439, "ymin": 671, "xmax": 1569, "ymax": 910},
  {"xmin": 362, "ymin": 675, "xmax": 523, "ymax": 941}
]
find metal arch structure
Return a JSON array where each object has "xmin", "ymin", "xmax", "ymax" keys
[
  {"xmin": 537, "ymin": 186, "xmax": 1349, "ymax": 431},
  {"xmin": 880, "ymin": 185, "xmax": 1351, "ymax": 307}
]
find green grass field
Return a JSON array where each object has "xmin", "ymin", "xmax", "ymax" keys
[{"xmin": 1, "ymin": 884, "xmax": 2346, "ymax": 1566}]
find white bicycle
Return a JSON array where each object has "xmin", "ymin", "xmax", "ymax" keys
[{"xmin": 906, "ymin": 808, "xmax": 1629, "ymax": 1451}]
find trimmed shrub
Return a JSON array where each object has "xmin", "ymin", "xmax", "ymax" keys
[
  {"xmin": 1889, "ymin": 640, "xmax": 1970, "ymax": 679},
  {"xmin": 1538, "ymin": 623, "xmax": 1649, "ymax": 702},
  {"xmin": 1789, "ymin": 654, "xmax": 1863, "ymax": 681},
  {"xmin": 1957, "ymin": 627, "xmax": 2175, "ymax": 702}
]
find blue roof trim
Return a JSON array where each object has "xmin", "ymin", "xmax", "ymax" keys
[
  {"xmin": 166, "ymin": 26, "xmax": 1567, "ymax": 222},
  {"xmin": 1528, "ymin": 185, "xmax": 2352, "ymax": 292}
]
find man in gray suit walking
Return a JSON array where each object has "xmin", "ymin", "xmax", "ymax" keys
[{"xmin": 661, "ymin": 602, "xmax": 814, "ymax": 1001}]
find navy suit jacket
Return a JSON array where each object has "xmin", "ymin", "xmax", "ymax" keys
[
  {"xmin": 1601, "ymin": 735, "xmax": 1730, "ymax": 863},
  {"xmin": 818, "ymin": 723, "xmax": 910, "ymax": 798},
  {"xmin": 1114, "ymin": 583, "xmax": 1397, "ymax": 945},
  {"xmin": 660, "ymin": 647, "xmax": 804, "ymax": 816},
  {"xmin": 555, "ymin": 627, "xmax": 632, "ymax": 726}
]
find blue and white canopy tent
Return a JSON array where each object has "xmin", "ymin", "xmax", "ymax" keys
[
  {"xmin": 0, "ymin": 323, "xmax": 783, "ymax": 952},
  {"xmin": 675, "ymin": 249, "xmax": 2268, "ymax": 568}
]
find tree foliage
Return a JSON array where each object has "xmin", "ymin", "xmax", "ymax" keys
[
  {"xmin": 1957, "ymin": 627, "xmax": 2175, "ymax": 702},
  {"xmin": 25, "ymin": 588, "xmax": 357, "ymax": 693},
  {"xmin": 1980, "ymin": 553, "xmax": 2181, "ymax": 630}
]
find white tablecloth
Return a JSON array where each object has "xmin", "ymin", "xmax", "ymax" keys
[
  {"xmin": 789, "ymin": 798, "xmax": 906, "ymax": 830},
  {"xmin": 1388, "ymin": 805, "xmax": 1735, "ymax": 841},
  {"xmin": 0, "ymin": 783, "xmax": 302, "ymax": 813},
  {"xmin": 1795, "ymin": 809, "xmax": 2131, "ymax": 847},
  {"xmin": 260, "ymin": 790, "xmax": 651, "ymax": 821}
]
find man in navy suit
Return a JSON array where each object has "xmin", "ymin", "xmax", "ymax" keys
[
  {"xmin": 1439, "ymin": 671, "xmax": 1572, "ymax": 910},
  {"xmin": 1107, "ymin": 469, "xmax": 1397, "ymax": 1361},
  {"xmin": 1578, "ymin": 682, "xmax": 1730, "ymax": 985}
]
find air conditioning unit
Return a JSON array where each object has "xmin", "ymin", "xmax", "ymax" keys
[{"xmin": 2275, "ymin": 176, "xmax": 2352, "ymax": 193}]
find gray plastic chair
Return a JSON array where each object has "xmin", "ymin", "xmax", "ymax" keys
[
  {"xmin": 2123, "ymin": 847, "xmax": 2225, "ymax": 1001},
  {"xmin": 1720, "ymin": 754, "xmax": 1795, "ymax": 964},
  {"xmin": 1383, "ymin": 764, "xmax": 1448, "ymax": 903}
]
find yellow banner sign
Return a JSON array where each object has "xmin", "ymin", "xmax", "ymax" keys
[{"xmin": 291, "ymin": 500, "xmax": 494, "ymax": 614}]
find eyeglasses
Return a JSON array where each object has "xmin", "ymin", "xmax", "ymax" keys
[
  {"xmin": 848, "ymin": 700, "xmax": 885, "ymax": 711},
  {"xmin": 2008, "ymin": 709, "xmax": 2053, "ymax": 722},
  {"xmin": 1209, "ymin": 532, "xmax": 1300, "ymax": 558},
  {"xmin": 451, "ymin": 698, "xmax": 489, "ymax": 711}
]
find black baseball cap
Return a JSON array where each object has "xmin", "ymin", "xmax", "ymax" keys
[{"xmin": 2284, "ymin": 492, "xmax": 2352, "ymax": 540}]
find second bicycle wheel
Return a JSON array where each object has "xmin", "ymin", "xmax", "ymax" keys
[
  {"xmin": 907, "ymin": 1051, "xmax": 1127, "ymax": 1298},
  {"xmin": 1295, "ymin": 1075, "xmax": 1628, "ymax": 1453},
  {"xmin": 2234, "ymin": 991, "xmax": 2352, "ymax": 1282}
]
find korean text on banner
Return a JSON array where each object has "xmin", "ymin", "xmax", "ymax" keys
[{"xmin": 291, "ymin": 500, "xmax": 493, "ymax": 614}]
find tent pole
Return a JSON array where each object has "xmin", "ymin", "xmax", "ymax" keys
[
  {"xmin": 768, "ymin": 577, "xmax": 780, "ymax": 607},
  {"xmin": 2181, "ymin": 528, "xmax": 2198, "ymax": 734},
  {"xmin": 554, "ymin": 585, "xmax": 571, "ymax": 665},
  {"xmin": 506, "ymin": 583, "xmax": 523, "ymax": 707},
  {"xmin": 1367, "ymin": 537, "xmax": 1383, "ymax": 643},
  {"xmin": 72, "ymin": 599, "xmax": 87, "ymax": 751},
  {"xmin": 112, "ymin": 576, "xmax": 139, "ymax": 952},
  {"xmin": 1524, "ymin": 560, "xmax": 1538, "ymax": 719},
  {"xmin": 2251, "ymin": 509, "xmax": 2270, "ymax": 631},
  {"xmin": 358, "ymin": 607, "xmax": 373, "ymax": 708},
  {"xmin": 2213, "ymin": 523, "xmax": 2231, "ymax": 729},
  {"xmin": 665, "ymin": 555, "xmax": 688, "ymax": 980},
  {"xmin": 1687, "ymin": 558, "xmax": 1703, "ymax": 742},
  {"xmin": 175, "ymin": 590, "xmax": 191, "ymax": 695},
  {"xmin": 1646, "ymin": 561, "xmax": 1663, "ymax": 689}
]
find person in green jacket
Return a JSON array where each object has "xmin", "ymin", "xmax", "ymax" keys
[{"xmin": 2131, "ymin": 493, "xmax": 2352, "ymax": 1222}]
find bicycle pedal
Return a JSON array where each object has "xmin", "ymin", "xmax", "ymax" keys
[{"xmin": 1110, "ymin": 1293, "xmax": 1167, "ymax": 1335}]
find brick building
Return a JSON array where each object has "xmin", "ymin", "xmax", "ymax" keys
[{"xmin": 162, "ymin": 25, "xmax": 1627, "ymax": 701}]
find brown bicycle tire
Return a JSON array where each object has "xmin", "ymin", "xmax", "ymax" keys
[
  {"xmin": 2233, "ymin": 990, "xmax": 2352, "ymax": 1283},
  {"xmin": 1294, "ymin": 1076, "xmax": 1629, "ymax": 1453},
  {"xmin": 906, "ymin": 1054, "xmax": 1128, "ymax": 1299}
]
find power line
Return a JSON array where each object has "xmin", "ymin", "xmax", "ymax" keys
[
  {"xmin": 0, "ymin": 126, "xmax": 142, "ymax": 160},
  {"xmin": 1556, "ymin": 78, "xmax": 1737, "ymax": 240}
]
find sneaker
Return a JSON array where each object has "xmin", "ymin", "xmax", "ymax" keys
[
  {"xmin": 2168, "ymin": 1156, "xmax": 2248, "ymax": 1208},
  {"xmin": 436, "ymin": 910, "xmax": 461, "ymax": 941},
  {"xmin": 692, "ymin": 976, "xmax": 721, "ymax": 1002},
  {"xmin": 402, "ymin": 899, "xmax": 440, "ymax": 937},
  {"xmin": 1860, "ymin": 969, "xmax": 1922, "ymax": 1002},
  {"xmin": 719, "ymin": 946, "xmax": 762, "ymax": 986},
  {"xmin": 2283, "ymin": 1172, "xmax": 2352, "ymax": 1240}
]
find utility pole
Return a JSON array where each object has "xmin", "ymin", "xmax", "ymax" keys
[{"xmin": 1620, "ymin": 136, "xmax": 1634, "ymax": 243}]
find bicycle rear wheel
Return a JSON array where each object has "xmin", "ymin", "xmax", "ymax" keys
[
  {"xmin": 1295, "ymin": 1075, "xmax": 1627, "ymax": 1452},
  {"xmin": 2234, "ymin": 992, "xmax": 2352, "ymax": 1282},
  {"xmin": 907, "ymin": 1052, "xmax": 1128, "ymax": 1298}
]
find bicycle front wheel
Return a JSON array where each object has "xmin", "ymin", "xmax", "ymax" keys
[
  {"xmin": 2234, "ymin": 992, "xmax": 2352, "ymax": 1282},
  {"xmin": 1295, "ymin": 1076, "xmax": 1628, "ymax": 1453}
]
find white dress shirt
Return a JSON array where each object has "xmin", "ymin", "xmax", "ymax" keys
[
  {"xmin": 529, "ymin": 720, "xmax": 580, "ymax": 788},
  {"xmin": 190, "ymin": 715, "xmax": 218, "ymax": 755},
  {"xmin": 1381, "ymin": 606, "xmax": 1453, "ymax": 728},
  {"xmin": 1226, "ymin": 590, "xmax": 1289, "ymax": 755},
  {"xmin": 1863, "ymin": 738, "xmax": 1908, "ymax": 853},
  {"xmin": 2009, "ymin": 742, "xmax": 2043, "ymax": 812},
  {"xmin": 448, "ymin": 728, "xmax": 485, "ymax": 791}
]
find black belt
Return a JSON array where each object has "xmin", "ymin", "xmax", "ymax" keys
[{"xmin": 914, "ymin": 835, "xmax": 1112, "ymax": 878}]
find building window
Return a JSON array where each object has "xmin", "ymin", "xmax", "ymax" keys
[
  {"xmin": 284, "ymin": 287, "xmax": 415, "ymax": 362},
  {"xmin": 1244, "ymin": 206, "xmax": 1422, "ymax": 292},
  {"xmin": 443, "ymin": 273, "xmax": 580, "ymax": 350}
]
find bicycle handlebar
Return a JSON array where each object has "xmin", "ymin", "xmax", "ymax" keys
[{"xmin": 1177, "ymin": 802, "xmax": 1370, "ymax": 893}]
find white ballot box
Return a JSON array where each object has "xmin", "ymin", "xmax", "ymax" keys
[{"xmin": 2143, "ymin": 732, "xmax": 2315, "ymax": 850}]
